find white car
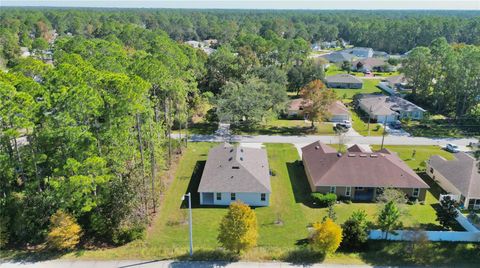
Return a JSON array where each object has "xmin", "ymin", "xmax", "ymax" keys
[
  {"xmin": 446, "ymin": 143, "xmax": 460, "ymax": 153},
  {"xmin": 336, "ymin": 120, "xmax": 352, "ymax": 128}
]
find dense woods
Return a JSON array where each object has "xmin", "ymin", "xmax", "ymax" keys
[{"xmin": 0, "ymin": 8, "xmax": 479, "ymax": 250}]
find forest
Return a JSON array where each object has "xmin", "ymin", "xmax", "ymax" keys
[{"xmin": 0, "ymin": 8, "xmax": 479, "ymax": 250}]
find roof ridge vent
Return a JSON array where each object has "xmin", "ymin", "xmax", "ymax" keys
[
  {"xmin": 360, "ymin": 154, "xmax": 367, "ymax": 157},
  {"xmin": 370, "ymin": 154, "xmax": 378, "ymax": 158},
  {"xmin": 348, "ymin": 153, "xmax": 356, "ymax": 157}
]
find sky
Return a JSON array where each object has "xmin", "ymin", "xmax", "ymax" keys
[{"xmin": 2, "ymin": 0, "xmax": 480, "ymax": 10}]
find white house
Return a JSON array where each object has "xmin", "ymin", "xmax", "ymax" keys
[
  {"xmin": 198, "ymin": 143, "xmax": 271, "ymax": 207},
  {"xmin": 357, "ymin": 94, "xmax": 425, "ymax": 123}
]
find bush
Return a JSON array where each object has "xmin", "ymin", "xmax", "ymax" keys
[
  {"xmin": 0, "ymin": 215, "xmax": 9, "ymax": 249},
  {"xmin": 341, "ymin": 210, "xmax": 368, "ymax": 250},
  {"xmin": 311, "ymin": 193, "xmax": 337, "ymax": 207},
  {"xmin": 309, "ymin": 218, "xmax": 342, "ymax": 254},
  {"xmin": 46, "ymin": 210, "xmax": 82, "ymax": 250}
]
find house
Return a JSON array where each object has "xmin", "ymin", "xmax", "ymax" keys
[
  {"xmin": 373, "ymin": 51, "xmax": 389, "ymax": 58},
  {"xmin": 301, "ymin": 142, "xmax": 429, "ymax": 201},
  {"xmin": 427, "ymin": 152, "xmax": 480, "ymax": 210},
  {"xmin": 352, "ymin": 58, "xmax": 392, "ymax": 73},
  {"xmin": 378, "ymin": 75, "xmax": 410, "ymax": 95},
  {"xmin": 356, "ymin": 94, "xmax": 426, "ymax": 123},
  {"xmin": 326, "ymin": 74, "xmax": 363, "ymax": 89},
  {"xmin": 198, "ymin": 143, "xmax": 271, "ymax": 207},
  {"xmin": 343, "ymin": 47, "xmax": 374, "ymax": 58},
  {"xmin": 321, "ymin": 52, "xmax": 355, "ymax": 63},
  {"xmin": 286, "ymin": 99, "xmax": 350, "ymax": 122}
]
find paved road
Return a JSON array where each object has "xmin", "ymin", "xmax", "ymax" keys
[
  {"xmin": 0, "ymin": 260, "xmax": 410, "ymax": 268},
  {"xmin": 174, "ymin": 133, "xmax": 477, "ymax": 149}
]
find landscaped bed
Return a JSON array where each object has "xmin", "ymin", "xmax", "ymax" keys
[{"xmin": 29, "ymin": 142, "xmax": 477, "ymax": 265}]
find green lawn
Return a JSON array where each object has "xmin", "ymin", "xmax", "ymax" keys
[
  {"xmin": 38, "ymin": 142, "xmax": 475, "ymax": 265},
  {"xmin": 232, "ymin": 119, "xmax": 336, "ymax": 135},
  {"xmin": 351, "ymin": 110, "xmax": 384, "ymax": 136},
  {"xmin": 332, "ymin": 78, "xmax": 383, "ymax": 102},
  {"xmin": 402, "ymin": 119, "xmax": 480, "ymax": 138}
]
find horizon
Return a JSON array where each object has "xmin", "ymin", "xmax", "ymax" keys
[{"xmin": 2, "ymin": 1, "xmax": 480, "ymax": 10}]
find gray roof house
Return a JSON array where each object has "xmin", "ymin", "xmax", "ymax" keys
[
  {"xmin": 326, "ymin": 74, "xmax": 363, "ymax": 89},
  {"xmin": 198, "ymin": 143, "xmax": 271, "ymax": 206},
  {"xmin": 427, "ymin": 152, "xmax": 480, "ymax": 210},
  {"xmin": 343, "ymin": 47, "xmax": 374, "ymax": 58},
  {"xmin": 357, "ymin": 94, "xmax": 426, "ymax": 123},
  {"xmin": 321, "ymin": 52, "xmax": 355, "ymax": 63}
]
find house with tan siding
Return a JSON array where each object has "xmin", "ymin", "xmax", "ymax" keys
[{"xmin": 301, "ymin": 141, "xmax": 429, "ymax": 201}]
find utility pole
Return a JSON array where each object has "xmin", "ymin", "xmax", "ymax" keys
[
  {"xmin": 182, "ymin": 193, "xmax": 193, "ymax": 256},
  {"xmin": 367, "ymin": 105, "xmax": 372, "ymax": 136},
  {"xmin": 380, "ymin": 118, "xmax": 387, "ymax": 150}
]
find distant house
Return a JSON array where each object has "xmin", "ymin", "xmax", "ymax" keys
[
  {"xmin": 343, "ymin": 47, "xmax": 374, "ymax": 58},
  {"xmin": 301, "ymin": 142, "xmax": 429, "ymax": 201},
  {"xmin": 326, "ymin": 74, "xmax": 363, "ymax": 89},
  {"xmin": 20, "ymin": 47, "xmax": 30, "ymax": 58},
  {"xmin": 198, "ymin": 143, "xmax": 271, "ymax": 207},
  {"xmin": 356, "ymin": 94, "xmax": 426, "ymax": 123},
  {"xmin": 427, "ymin": 152, "xmax": 480, "ymax": 210},
  {"xmin": 373, "ymin": 51, "xmax": 389, "ymax": 58},
  {"xmin": 286, "ymin": 99, "xmax": 350, "ymax": 122},
  {"xmin": 321, "ymin": 52, "xmax": 355, "ymax": 63},
  {"xmin": 352, "ymin": 58, "xmax": 392, "ymax": 73},
  {"xmin": 184, "ymin": 40, "xmax": 217, "ymax": 55}
]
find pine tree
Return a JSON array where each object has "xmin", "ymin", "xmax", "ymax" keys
[{"xmin": 377, "ymin": 201, "xmax": 402, "ymax": 239}]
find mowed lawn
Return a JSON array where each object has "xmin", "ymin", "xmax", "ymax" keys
[
  {"xmin": 332, "ymin": 78, "xmax": 383, "ymax": 102},
  {"xmin": 68, "ymin": 143, "xmax": 463, "ymax": 262},
  {"xmin": 232, "ymin": 119, "xmax": 336, "ymax": 135}
]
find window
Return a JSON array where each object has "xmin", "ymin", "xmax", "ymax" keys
[
  {"xmin": 412, "ymin": 188, "xmax": 420, "ymax": 197},
  {"xmin": 231, "ymin": 193, "xmax": 236, "ymax": 201},
  {"xmin": 216, "ymin": 193, "xmax": 222, "ymax": 200},
  {"xmin": 355, "ymin": 187, "xmax": 364, "ymax": 190},
  {"xmin": 330, "ymin": 186, "xmax": 336, "ymax": 194},
  {"xmin": 345, "ymin": 187, "xmax": 351, "ymax": 197},
  {"xmin": 261, "ymin": 193, "xmax": 266, "ymax": 201}
]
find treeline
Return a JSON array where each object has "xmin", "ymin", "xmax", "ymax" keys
[
  {"xmin": 0, "ymin": 26, "xmax": 206, "ymax": 248},
  {"xmin": 402, "ymin": 38, "xmax": 480, "ymax": 118},
  {"xmin": 1, "ymin": 8, "xmax": 480, "ymax": 63}
]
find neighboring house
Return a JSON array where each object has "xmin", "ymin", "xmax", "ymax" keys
[
  {"xmin": 343, "ymin": 47, "xmax": 374, "ymax": 58},
  {"xmin": 326, "ymin": 74, "xmax": 363, "ymax": 89},
  {"xmin": 356, "ymin": 94, "xmax": 426, "ymax": 123},
  {"xmin": 321, "ymin": 52, "xmax": 355, "ymax": 63},
  {"xmin": 427, "ymin": 152, "xmax": 480, "ymax": 210},
  {"xmin": 198, "ymin": 143, "xmax": 271, "ymax": 207},
  {"xmin": 373, "ymin": 51, "xmax": 389, "ymax": 58},
  {"xmin": 184, "ymin": 40, "xmax": 217, "ymax": 55},
  {"xmin": 378, "ymin": 75, "xmax": 410, "ymax": 95},
  {"xmin": 20, "ymin": 47, "xmax": 30, "ymax": 58},
  {"xmin": 286, "ymin": 99, "xmax": 350, "ymax": 122},
  {"xmin": 302, "ymin": 142, "xmax": 429, "ymax": 201},
  {"xmin": 352, "ymin": 58, "xmax": 392, "ymax": 73}
]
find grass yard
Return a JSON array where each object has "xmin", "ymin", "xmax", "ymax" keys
[
  {"xmin": 232, "ymin": 119, "xmax": 336, "ymax": 135},
  {"xmin": 332, "ymin": 79, "xmax": 382, "ymax": 102},
  {"xmin": 35, "ymin": 142, "xmax": 473, "ymax": 265},
  {"xmin": 351, "ymin": 110, "xmax": 384, "ymax": 136},
  {"xmin": 172, "ymin": 122, "xmax": 218, "ymax": 135},
  {"xmin": 402, "ymin": 119, "xmax": 480, "ymax": 138}
]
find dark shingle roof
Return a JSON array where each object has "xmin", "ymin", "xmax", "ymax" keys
[
  {"xmin": 321, "ymin": 52, "xmax": 355, "ymax": 63},
  {"xmin": 198, "ymin": 143, "xmax": 271, "ymax": 193},
  {"xmin": 429, "ymin": 152, "xmax": 480, "ymax": 199},
  {"xmin": 302, "ymin": 141, "xmax": 429, "ymax": 189}
]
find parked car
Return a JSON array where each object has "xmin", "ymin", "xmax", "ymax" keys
[
  {"xmin": 336, "ymin": 120, "xmax": 352, "ymax": 128},
  {"xmin": 446, "ymin": 143, "xmax": 460, "ymax": 153},
  {"xmin": 389, "ymin": 120, "xmax": 402, "ymax": 129}
]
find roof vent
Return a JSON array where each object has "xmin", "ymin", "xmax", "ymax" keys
[
  {"xmin": 360, "ymin": 154, "xmax": 367, "ymax": 157},
  {"xmin": 337, "ymin": 153, "xmax": 342, "ymax": 157},
  {"xmin": 240, "ymin": 157, "xmax": 244, "ymax": 161},
  {"xmin": 240, "ymin": 148, "xmax": 244, "ymax": 153},
  {"xmin": 370, "ymin": 154, "xmax": 378, "ymax": 158},
  {"xmin": 228, "ymin": 157, "xmax": 233, "ymax": 161},
  {"xmin": 232, "ymin": 166, "xmax": 240, "ymax": 169},
  {"xmin": 230, "ymin": 176, "xmax": 234, "ymax": 179},
  {"xmin": 230, "ymin": 149, "xmax": 234, "ymax": 153},
  {"xmin": 348, "ymin": 153, "xmax": 356, "ymax": 157},
  {"xmin": 315, "ymin": 146, "xmax": 320, "ymax": 150}
]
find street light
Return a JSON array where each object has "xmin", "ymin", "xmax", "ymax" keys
[{"xmin": 181, "ymin": 192, "xmax": 193, "ymax": 256}]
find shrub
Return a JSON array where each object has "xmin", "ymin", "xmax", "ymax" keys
[
  {"xmin": 0, "ymin": 215, "xmax": 9, "ymax": 249},
  {"xmin": 218, "ymin": 201, "xmax": 258, "ymax": 253},
  {"xmin": 311, "ymin": 193, "xmax": 337, "ymax": 207},
  {"xmin": 341, "ymin": 210, "xmax": 368, "ymax": 249},
  {"xmin": 46, "ymin": 210, "xmax": 82, "ymax": 250},
  {"xmin": 309, "ymin": 218, "xmax": 343, "ymax": 254}
]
